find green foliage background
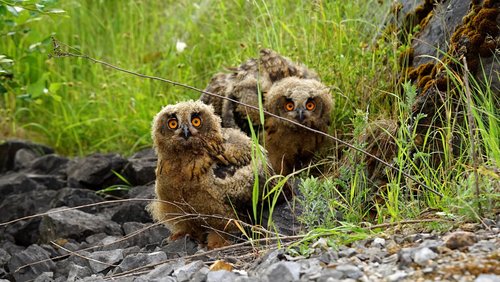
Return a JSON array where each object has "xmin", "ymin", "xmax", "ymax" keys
[{"xmin": 1, "ymin": 0, "xmax": 393, "ymax": 155}]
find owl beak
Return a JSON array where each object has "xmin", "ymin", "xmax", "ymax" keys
[
  {"xmin": 297, "ymin": 108, "xmax": 305, "ymax": 122},
  {"xmin": 181, "ymin": 125, "xmax": 191, "ymax": 140}
]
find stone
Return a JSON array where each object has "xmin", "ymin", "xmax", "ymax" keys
[
  {"xmin": 475, "ymin": 274, "xmax": 500, "ymax": 282},
  {"xmin": 14, "ymin": 148, "xmax": 38, "ymax": 170},
  {"xmin": 413, "ymin": 247, "xmax": 437, "ymax": 266},
  {"xmin": 335, "ymin": 264, "xmax": 363, "ymax": 280},
  {"xmin": 28, "ymin": 154, "xmax": 70, "ymax": 175},
  {"xmin": 50, "ymin": 188, "xmax": 104, "ymax": 214},
  {"xmin": 67, "ymin": 153, "xmax": 128, "ymax": 190},
  {"xmin": 161, "ymin": 235, "xmax": 198, "ymax": 258},
  {"xmin": 111, "ymin": 202, "xmax": 152, "ymax": 224},
  {"xmin": 0, "ymin": 140, "xmax": 53, "ymax": 173},
  {"xmin": 443, "ymin": 231, "xmax": 477, "ymax": 250},
  {"xmin": 8, "ymin": 244, "xmax": 56, "ymax": 282},
  {"xmin": 371, "ymin": 237, "xmax": 386, "ymax": 248},
  {"xmin": 39, "ymin": 207, "xmax": 122, "ymax": 243},
  {"xmin": 173, "ymin": 260, "xmax": 205, "ymax": 282},
  {"xmin": 87, "ymin": 249, "xmax": 123, "ymax": 273},
  {"xmin": 26, "ymin": 173, "xmax": 66, "ymax": 190},
  {"xmin": 0, "ymin": 172, "xmax": 43, "ymax": 198},
  {"xmin": 0, "ymin": 189, "xmax": 57, "ymax": 223},
  {"xmin": 191, "ymin": 267, "xmax": 210, "ymax": 282},
  {"xmin": 207, "ymin": 270, "xmax": 240, "ymax": 282},
  {"xmin": 33, "ymin": 271, "xmax": 53, "ymax": 282},
  {"xmin": 0, "ymin": 248, "xmax": 11, "ymax": 266},
  {"xmin": 67, "ymin": 263, "xmax": 93, "ymax": 282},
  {"xmin": 124, "ymin": 157, "xmax": 156, "ymax": 186},
  {"xmin": 141, "ymin": 260, "xmax": 185, "ymax": 281},
  {"xmin": 338, "ymin": 247, "xmax": 357, "ymax": 258},
  {"xmin": 114, "ymin": 251, "xmax": 167, "ymax": 273},
  {"xmin": 263, "ymin": 261, "xmax": 301, "ymax": 282},
  {"xmin": 387, "ymin": 270, "xmax": 409, "ymax": 282},
  {"xmin": 122, "ymin": 222, "xmax": 170, "ymax": 249}
]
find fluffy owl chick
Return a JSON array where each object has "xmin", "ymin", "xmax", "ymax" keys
[
  {"xmin": 200, "ymin": 49, "xmax": 319, "ymax": 134},
  {"xmin": 264, "ymin": 77, "xmax": 332, "ymax": 175},
  {"xmin": 147, "ymin": 100, "xmax": 268, "ymax": 249}
]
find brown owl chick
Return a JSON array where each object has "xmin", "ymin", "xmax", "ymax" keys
[
  {"xmin": 200, "ymin": 48, "xmax": 319, "ymax": 134},
  {"xmin": 147, "ymin": 100, "xmax": 269, "ymax": 249},
  {"xmin": 264, "ymin": 77, "xmax": 333, "ymax": 176}
]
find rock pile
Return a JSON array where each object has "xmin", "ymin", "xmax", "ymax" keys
[{"xmin": 0, "ymin": 140, "xmax": 498, "ymax": 281}]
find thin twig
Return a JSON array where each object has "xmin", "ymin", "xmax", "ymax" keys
[{"xmin": 49, "ymin": 37, "xmax": 442, "ymax": 197}]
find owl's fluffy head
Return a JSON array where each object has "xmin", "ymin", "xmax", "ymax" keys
[
  {"xmin": 152, "ymin": 100, "xmax": 223, "ymax": 156},
  {"xmin": 265, "ymin": 77, "xmax": 332, "ymax": 128}
]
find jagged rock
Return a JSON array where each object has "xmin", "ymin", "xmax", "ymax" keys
[
  {"xmin": 124, "ymin": 149, "xmax": 156, "ymax": 186},
  {"xmin": 50, "ymin": 187, "xmax": 104, "ymax": 214},
  {"xmin": 28, "ymin": 154, "xmax": 70, "ymax": 176},
  {"xmin": 0, "ymin": 140, "xmax": 53, "ymax": 173},
  {"xmin": 413, "ymin": 247, "xmax": 437, "ymax": 266},
  {"xmin": 110, "ymin": 201, "xmax": 152, "ymax": 224},
  {"xmin": 7, "ymin": 244, "xmax": 56, "ymax": 282},
  {"xmin": 87, "ymin": 249, "xmax": 124, "ymax": 273},
  {"xmin": 39, "ymin": 207, "xmax": 122, "ymax": 243},
  {"xmin": 14, "ymin": 148, "xmax": 38, "ymax": 170},
  {"xmin": 444, "ymin": 231, "xmax": 477, "ymax": 250},
  {"xmin": 140, "ymin": 260, "xmax": 185, "ymax": 281},
  {"xmin": 66, "ymin": 153, "xmax": 128, "ymax": 190},
  {"xmin": 0, "ymin": 248, "xmax": 10, "ymax": 266},
  {"xmin": 0, "ymin": 172, "xmax": 44, "ymax": 197},
  {"xmin": 207, "ymin": 270, "xmax": 240, "ymax": 282},
  {"xmin": 335, "ymin": 264, "xmax": 364, "ymax": 280},
  {"xmin": 173, "ymin": 260, "xmax": 205, "ymax": 282},
  {"xmin": 114, "ymin": 251, "xmax": 167, "ymax": 273},
  {"xmin": 262, "ymin": 261, "xmax": 301, "ymax": 282},
  {"xmin": 26, "ymin": 173, "xmax": 66, "ymax": 190},
  {"xmin": 66, "ymin": 263, "xmax": 92, "ymax": 282},
  {"xmin": 161, "ymin": 236, "xmax": 198, "ymax": 258},
  {"xmin": 122, "ymin": 222, "xmax": 170, "ymax": 249},
  {"xmin": 0, "ymin": 189, "xmax": 57, "ymax": 223}
]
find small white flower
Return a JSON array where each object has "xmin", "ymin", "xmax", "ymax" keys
[{"xmin": 176, "ymin": 40, "xmax": 187, "ymax": 53}]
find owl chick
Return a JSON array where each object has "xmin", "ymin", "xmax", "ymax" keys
[
  {"xmin": 264, "ymin": 77, "xmax": 332, "ymax": 176},
  {"xmin": 147, "ymin": 100, "xmax": 269, "ymax": 249},
  {"xmin": 200, "ymin": 48, "xmax": 319, "ymax": 134}
]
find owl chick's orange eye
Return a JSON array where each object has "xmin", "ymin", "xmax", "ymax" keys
[
  {"xmin": 284, "ymin": 101, "xmax": 295, "ymax": 111},
  {"xmin": 191, "ymin": 116, "xmax": 202, "ymax": 127},
  {"xmin": 306, "ymin": 100, "xmax": 316, "ymax": 111},
  {"xmin": 167, "ymin": 118, "xmax": 178, "ymax": 129}
]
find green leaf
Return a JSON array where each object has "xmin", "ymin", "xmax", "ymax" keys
[
  {"xmin": 27, "ymin": 74, "xmax": 47, "ymax": 98},
  {"xmin": 46, "ymin": 8, "xmax": 65, "ymax": 14},
  {"xmin": 49, "ymin": 82, "xmax": 61, "ymax": 93}
]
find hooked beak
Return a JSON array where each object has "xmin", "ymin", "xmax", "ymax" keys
[
  {"xmin": 296, "ymin": 108, "xmax": 305, "ymax": 122},
  {"xmin": 181, "ymin": 124, "xmax": 191, "ymax": 140}
]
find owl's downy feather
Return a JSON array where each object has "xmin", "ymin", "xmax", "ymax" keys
[
  {"xmin": 200, "ymin": 49, "xmax": 319, "ymax": 134},
  {"xmin": 264, "ymin": 77, "xmax": 333, "ymax": 175},
  {"xmin": 148, "ymin": 100, "xmax": 270, "ymax": 248}
]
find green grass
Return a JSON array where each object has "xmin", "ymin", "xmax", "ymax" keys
[{"xmin": 1, "ymin": 0, "xmax": 498, "ymax": 237}]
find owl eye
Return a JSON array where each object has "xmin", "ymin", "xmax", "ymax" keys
[
  {"xmin": 306, "ymin": 100, "xmax": 316, "ymax": 111},
  {"xmin": 191, "ymin": 116, "xmax": 202, "ymax": 127},
  {"xmin": 167, "ymin": 118, "xmax": 178, "ymax": 129},
  {"xmin": 284, "ymin": 101, "xmax": 295, "ymax": 111}
]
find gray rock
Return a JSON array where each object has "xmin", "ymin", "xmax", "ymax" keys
[
  {"xmin": 8, "ymin": 244, "xmax": 56, "ymax": 282},
  {"xmin": 263, "ymin": 261, "xmax": 300, "ymax": 282},
  {"xmin": 50, "ymin": 187, "xmax": 104, "ymax": 214},
  {"xmin": 371, "ymin": 237, "xmax": 386, "ymax": 248},
  {"xmin": 0, "ymin": 248, "xmax": 11, "ymax": 266},
  {"xmin": 26, "ymin": 173, "xmax": 66, "ymax": 190},
  {"xmin": 191, "ymin": 266, "xmax": 210, "ymax": 282},
  {"xmin": 115, "ymin": 251, "xmax": 167, "ymax": 273},
  {"xmin": 14, "ymin": 148, "xmax": 38, "ymax": 170},
  {"xmin": 0, "ymin": 172, "xmax": 43, "ymax": 199},
  {"xmin": 335, "ymin": 264, "xmax": 363, "ymax": 280},
  {"xmin": 66, "ymin": 263, "xmax": 93, "ymax": 282},
  {"xmin": 123, "ymin": 222, "xmax": 171, "ymax": 249},
  {"xmin": 235, "ymin": 278, "xmax": 261, "ymax": 282},
  {"xmin": 111, "ymin": 202, "xmax": 152, "ymax": 224},
  {"xmin": 173, "ymin": 260, "xmax": 205, "ymax": 282},
  {"xmin": 413, "ymin": 247, "xmax": 437, "ymax": 266},
  {"xmin": 397, "ymin": 248, "xmax": 414, "ymax": 267},
  {"xmin": 161, "ymin": 235, "xmax": 198, "ymax": 258},
  {"xmin": 0, "ymin": 140, "xmax": 53, "ymax": 173},
  {"xmin": 207, "ymin": 270, "xmax": 240, "ymax": 282},
  {"xmin": 475, "ymin": 274, "xmax": 500, "ymax": 282},
  {"xmin": 124, "ymin": 157, "xmax": 156, "ymax": 186},
  {"xmin": 28, "ymin": 154, "xmax": 70, "ymax": 175},
  {"xmin": 33, "ymin": 271, "xmax": 54, "ymax": 282},
  {"xmin": 88, "ymin": 249, "xmax": 124, "ymax": 273},
  {"xmin": 387, "ymin": 270, "xmax": 409, "ymax": 282},
  {"xmin": 67, "ymin": 153, "xmax": 128, "ymax": 190},
  {"xmin": 39, "ymin": 207, "xmax": 122, "ymax": 243},
  {"xmin": 317, "ymin": 269, "xmax": 344, "ymax": 282},
  {"xmin": 338, "ymin": 247, "xmax": 357, "ymax": 258},
  {"xmin": 141, "ymin": 260, "xmax": 185, "ymax": 281}
]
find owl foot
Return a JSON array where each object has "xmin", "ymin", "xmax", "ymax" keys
[{"xmin": 206, "ymin": 231, "xmax": 231, "ymax": 250}]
